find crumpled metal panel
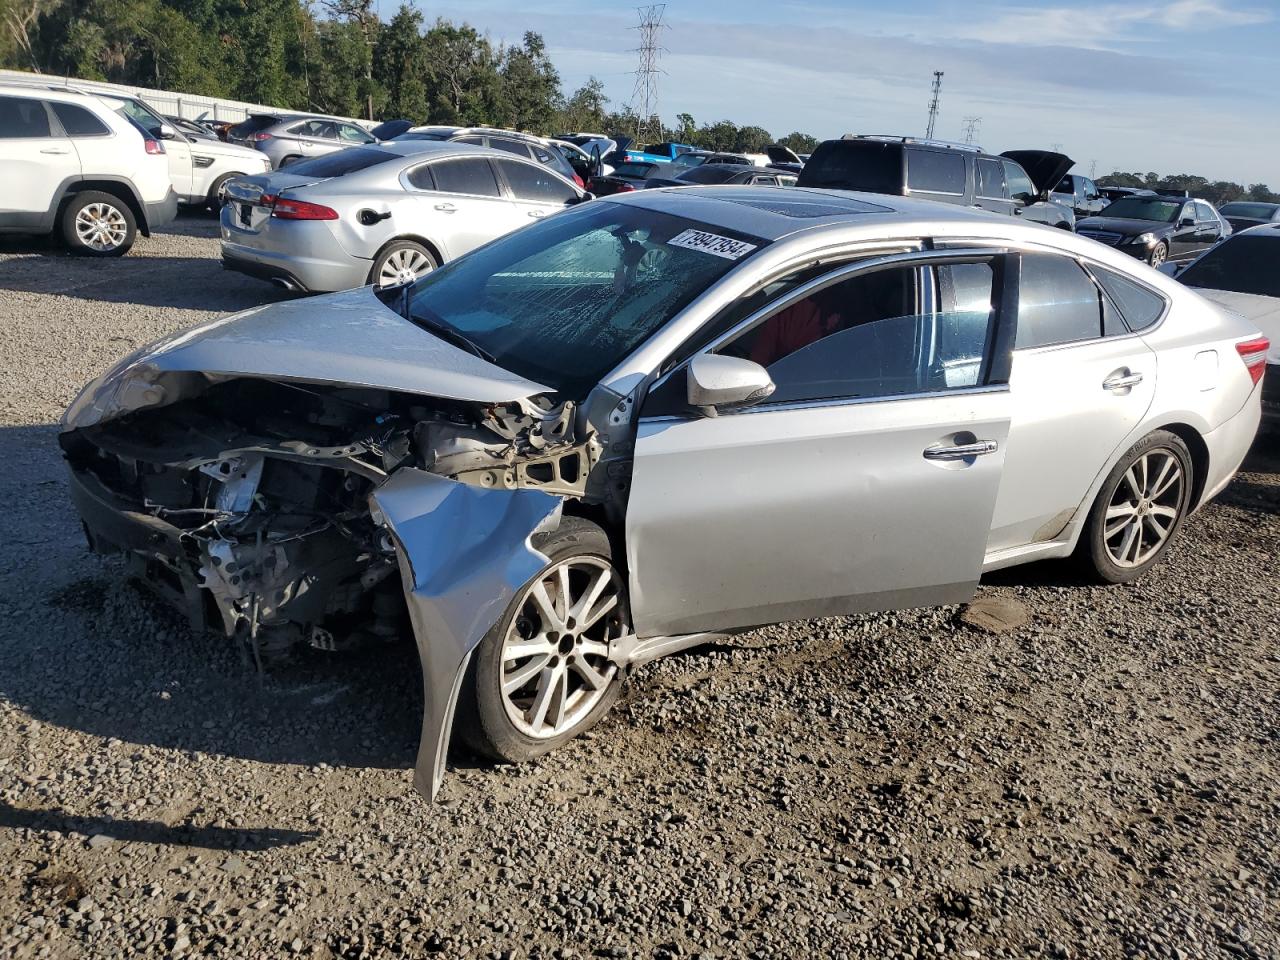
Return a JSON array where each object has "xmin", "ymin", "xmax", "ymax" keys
[
  {"xmin": 63, "ymin": 286, "xmax": 549, "ymax": 430},
  {"xmin": 370, "ymin": 468, "xmax": 562, "ymax": 800}
]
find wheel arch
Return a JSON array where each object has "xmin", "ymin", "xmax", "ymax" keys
[
  {"xmin": 366, "ymin": 234, "xmax": 445, "ymax": 284},
  {"xmin": 1154, "ymin": 421, "xmax": 1210, "ymax": 510},
  {"xmin": 61, "ymin": 179, "xmax": 150, "ymax": 236}
]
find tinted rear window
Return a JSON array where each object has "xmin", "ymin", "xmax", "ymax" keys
[
  {"xmin": 1219, "ymin": 202, "xmax": 1276, "ymax": 219},
  {"xmin": 229, "ymin": 115, "xmax": 282, "ymax": 137},
  {"xmin": 0, "ymin": 96, "xmax": 51, "ymax": 138},
  {"xmin": 277, "ymin": 147, "xmax": 396, "ymax": 178},
  {"xmin": 797, "ymin": 141, "xmax": 902, "ymax": 193},
  {"xmin": 906, "ymin": 149, "xmax": 966, "ymax": 194},
  {"xmin": 51, "ymin": 102, "xmax": 110, "ymax": 136},
  {"xmin": 1178, "ymin": 236, "xmax": 1280, "ymax": 298}
]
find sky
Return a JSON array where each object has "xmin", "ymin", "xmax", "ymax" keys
[{"xmin": 424, "ymin": 0, "xmax": 1278, "ymax": 187}]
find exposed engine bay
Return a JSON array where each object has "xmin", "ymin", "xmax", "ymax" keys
[{"xmin": 60, "ymin": 377, "xmax": 607, "ymax": 663}]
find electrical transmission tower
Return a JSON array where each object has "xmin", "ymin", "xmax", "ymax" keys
[
  {"xmin": 925, "ymin": 70, "xmax": 944, "ymax": 139},
  {"xmin": 628, "ymin": 4, "xmax": 667, "ymax": 144},
  {"xmin": 961, "ymin": 116, "xmax": 982, "ymax": 145}
]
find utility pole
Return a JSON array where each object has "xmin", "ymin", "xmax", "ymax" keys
[
  {"xmin": 1089, "ymin": 159, "xmax": 1097, "ymax": 178},
  {"xmin": 925, "ymin": 70, "xmax": 943, "ymax": 139},
  {"xmin": 628, "ymin": 5, "xmax": 667, "ymax": 144},
  {"xmin": 961, "ymin": 116, "xmax": 982, "ymax": 145}
]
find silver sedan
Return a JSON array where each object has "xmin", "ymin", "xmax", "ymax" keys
[
  {"xmin": 64, "ymin": 188, "xmax": 1266, "ymax": 799},
  {"xmin": 220, "ymin": 140, "xmax": 588, "ymax": 292}
]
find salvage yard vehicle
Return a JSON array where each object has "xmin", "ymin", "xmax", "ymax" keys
[
  {"xmin": 220, "ymin": 140, "xmax": 588, "ymax": 292},
  {"xmin": 0, "ymin": 82, "xmax": 176, "ymax": 256},
  {"xmin": 643, "ymin": 163, "xmax": 797, "ymax": 188},
  {"xmin": 227, "ymin": 112, "xmax": 378, "ymax": 168},
  {"xmin": 391, "ymin": 127, "xmax": 582, "ymax": 186},
  {"xmin": 61, "ymin": 188, "xmax": 1266, "ymax": 800},
  {"xmin": 1217, "ymin": 201, "xmax": 1280, "ymax": 233},
  {"xmin": 1170, "ymin": 223, "xmax": 1280, "ymax": 425},
  {"xmin": 798, "ymin": 137, "xmax": 1076, "ymax": 230},
  {"xmin": 1077, "ymin": 194, "xmax": 1230, "ymax": 267}
]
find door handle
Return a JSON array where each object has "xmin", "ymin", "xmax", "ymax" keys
[
  {"xmin": 527, "ymin": 209, "xmax": 546, "ymax": 218},
  {"xmin": 1102, "ymin": 372, "xmax": 1144, "ymax": 390},
  {"xmin": 434, "ymin": 203, "xmax": 456, "ymax": 213},
  {"xmin": 923, "ymin": 440, "xmax": 999, "ymax": 461},
  {"xmin": 41, "ymin": 148, "xmax": 71, "ymax": 155}
]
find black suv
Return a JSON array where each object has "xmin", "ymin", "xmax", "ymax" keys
[{"xmin": 796, "ymin": 137, "xmax": 1075, "ymax": 229}]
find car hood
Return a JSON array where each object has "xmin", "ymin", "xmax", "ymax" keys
[
  {"xmin": 1000, "ymin": 150, "xmax": 1074, "ymax": 195},
  {"xmin": 63, "ymin": 286, "xmax": 551, "ymax": 429},
  {"xmin": 1076, "ymin": 216, "xmax": 1172, "ymax": 237},
  {"xmin": 766, "ymin": 144, "xmax": 803, "ymax": 165}
]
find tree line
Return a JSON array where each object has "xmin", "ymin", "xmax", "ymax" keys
[
  {"xmin": 1, "ymin": 0, "xmax": 1271, "ymax": 199},
  {"xmin": 1097, "ymin": 171, "xmax": 1277, "ymax": 206},
  {"xmin": 0, "ymin": 0, "xmax": 819, "ymax": 154}
]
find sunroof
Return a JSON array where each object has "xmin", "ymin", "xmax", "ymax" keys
[{"xmin": 730, "ymin": 198, "xmax": 892, "ymax": 218}]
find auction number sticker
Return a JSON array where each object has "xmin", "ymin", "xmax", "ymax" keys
[{"xmin": 667, "ymin": 229, "xmax": 757, "ymax": 260}]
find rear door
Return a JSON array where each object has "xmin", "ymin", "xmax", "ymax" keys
[
  {"xmin": 0, "ymin": 96, "xmax": 79, "ymax": 226},
  {"xmin": 973, "ymin": 157, "xmax": 1014, "ymax": 217},
  {"xmin": 626, "ymin": 250, "xmax": 1016, "ymax": 637},
  {"xmin": 985, "ymin": 253, "xmax": 1157, "ymax": 554}
]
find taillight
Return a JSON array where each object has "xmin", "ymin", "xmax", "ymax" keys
[
  {"xmin": 249, "ymin": 132, "xmax": 273, "ymax": 142},
  {"xmin": 616, "ymin": 182, "xmax": 635, "ymax": 193},
  {"xmin": 270, "ymin": 197, "xmax": 339, "ymax": 221},
  {"xmin": 144, "ymin": 139, "xmax": 165, "ymax": 155},
  {"xmin": 572, "ymin": 173, "xmax": 585, "ymax": 189},
  {"xmin": 1235, "ymin": 336, "xmax": 1270, "ymax": 386}
]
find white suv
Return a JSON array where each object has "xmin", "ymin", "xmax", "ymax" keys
[
  {"xmin": 0, "ymin": 84, "xmax": 176, "ymax": 256},
  {"xmin": 94, "ymin": 92, "xmax": 271, "ymax": 209}
]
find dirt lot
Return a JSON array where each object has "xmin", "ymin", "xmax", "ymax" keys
[{"xmin": 1, "ymin": 216, "xmax": 1277, "ymax": 960}]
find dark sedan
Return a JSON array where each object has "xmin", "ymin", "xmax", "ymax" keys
[
  {"xmin": 643, "ymin": 163, "xmax": 797, "ymax": 189},
  {"xmin": 1217, "ymin": 201, "xmax": 1280, "ymax": 234},
  {"xmin": 1076, "ymin": 195, "xmax": 1229, "ymax": 267},
  {"xmin": 587, "ymin": 160, "xmax": 664, "ymax": 196}
]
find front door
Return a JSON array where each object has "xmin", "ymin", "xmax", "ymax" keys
[
  {"xmin": 985, "ymin": 252, "xmax": 1157, "ymax": 553},
  {"xmin": 626, "ymin": 252, "xmax": 1016, "ymax": 638},
  {"xmin": 1168, "ymin": 202, "xmax": 1202, "ymax": 261},
  {"xmin": 0, "ymin": 96, "xmax": 80, "ymax": 226}
]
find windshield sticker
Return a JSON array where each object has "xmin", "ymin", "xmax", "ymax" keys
[{"xmin": 667, "ymin": 229, "xmax": 757, "ymax": 260}]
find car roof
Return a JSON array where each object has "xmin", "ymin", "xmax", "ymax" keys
[
  {"xmin": 0, "ymin": 80, "xmax": 116, "ymax": 106},
  {"xmin": 1235, "ymin": 222, "xmax": 1280, "ymax": 237}
]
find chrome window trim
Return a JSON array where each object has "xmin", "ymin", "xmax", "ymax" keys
[
  {"xmin": 642, "ymin": 246, "xmax": 1008, "ymax": 407},
  {"xmin": 641, "ymin": 383, "xmax": 1011, "ymax": 424}
]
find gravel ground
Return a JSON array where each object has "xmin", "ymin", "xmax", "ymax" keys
[{"xmin": 1, "ymin": 216, "xmax": 1277, "ymax": 960}]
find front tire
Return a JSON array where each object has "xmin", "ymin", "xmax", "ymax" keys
[
  {"xmin": 207, "ymin": 173, "xmax": 241, "ymax": 211},
  {"xmin": 1080, "ymin": 430, "xmax": 1192, "ymax": 583},
  {"xmin": 61, "ymin": 191, "xmax": 136, "ymax": 257},
  {"xmin": 455, "ymin": 517, "xmax": 628, "ymax": 764},
  {"xmin": 1148, "ymin": 240, "xmax": 1169, "ymax": 267}
]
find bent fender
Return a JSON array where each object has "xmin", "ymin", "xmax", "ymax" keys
[{"xmin": 370, "ymin": 469, "xmax": 563, "ymax": 800}]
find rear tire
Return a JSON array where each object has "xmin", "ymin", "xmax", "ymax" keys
[
  {"xmin": 61, "ymin": 191, "xmax": 136, "ymax": 257},
  {"xmin": 1079, "ymin": 430, "xmax": 1192, "ymax": 584},
  {"xmin": 369, "ymin": 240, "xmax": 437, "ymax": 287},
  {"xmin": 454, "ymin": 517, "xmax": 628, "ymax": 764},
  {"xmin": 278, "ymin": 155, "xmax": 302, "ymax": 168}
]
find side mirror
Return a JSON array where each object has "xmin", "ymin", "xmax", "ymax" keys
[
  {"xmin": 686, "ymin": 354, "xmax": 775, "ymax": 416},
  {"xmin": 567, "ymin": 191, "xmax": 593, "ymax": 205},
  {"xmin": 1178, "ymin": 216, "xmax": 1195, "ymax": 227},
  {"xmin": 1012, "ymin": 191, "xmax": 1035, "ymax": 207},
  {"xmin": 156, "ymin": 123, "xmax": 177, "ymax": 140}
]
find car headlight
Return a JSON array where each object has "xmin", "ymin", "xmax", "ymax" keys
[{"xmin": 1133, "ymin": 232, "xmax": 1156, "ymax": 246}]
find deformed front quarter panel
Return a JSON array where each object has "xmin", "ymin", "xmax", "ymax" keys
[{"xmin": 370, "ymin": 469, "xmax": 562, "ymax": 800}]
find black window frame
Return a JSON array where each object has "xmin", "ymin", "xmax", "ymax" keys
[{"xmin": 50, "ymin": 101, "xmax": 112, "ymax": 138}]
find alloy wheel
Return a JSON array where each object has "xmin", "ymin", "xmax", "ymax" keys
[
  {"xmin": 75, "ymin": 202, "xmax": 128, "ymax": 252},
  {"xmin": 377, "ymin": 248, "xmax": 433, "ymax": 286},
  {"xmin": 500, "ymin": 556, "xmax": 625, "ymax": 739},
  {"xmin": 1149, "ymin": 243, "xmax": 1167, "ymax": 267},
  {"xmin": 1103, "ymin": 449, "xmax": 1184, "ymax": 568}
]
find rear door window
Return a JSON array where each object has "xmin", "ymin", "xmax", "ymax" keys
[
  {"xmin": 430, "ymin": 158, "xmax": 501, "ymax": 197},
  {"xmin": 229, "ymin": 115, "xmax": 280, "ymax": 138},
  {"xmin": 51, "ymin": 102, "xmax": 110, "ymax": 137},
  {"xmin": 338, "ymin": 123, "xmax": 373, "ymax": 143},
  {"xmin": 976, "ymin": 159, "xmax": 1006, "ymax": 199},
  {"xmin": 489, "ymin": 138, "xmax": 534, "ymax": 158},
  {"xmin": 0, "ymin": 96, "xmax": 52, "ymax": 138},
  {"xmin": 1015, "ymin": 254, "xmax": 1103, "ymax": 348},
  {"xmin": 905, "ymin": 149, "xmax": 966, "ymax": 195},
  {"xmin": 496, "ymin": 158, "xmax": 578, "ymax": 204},
  {"xmin": 405, "ymin": 164, "xmax": 436, "ymax": 191}
]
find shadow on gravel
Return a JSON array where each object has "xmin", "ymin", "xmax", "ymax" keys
[
  {"xmin": 0, "ymin": 800, "xmax": 317, "ymax": 851},
  {"xmin": 0, "ymin": 212, "xmax": 293, "ymax": 313}
]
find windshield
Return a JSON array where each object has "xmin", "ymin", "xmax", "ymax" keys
[
  {"xmin": 229, "ymin": 115, "xmax": 282, "ymax": 137},
  {"xmin": 1178, "ymin": 236, "xmax": 1280, "ymax": 297},
  {"xmin": 1098, "ymin": 197, "xmax": 1183, "ymax": 222},
  {"xmin": 1219, "ymin": 202, "xmax": 1277, "ymax": 219},
  {"xmin": 402, "ymin": 203, "xmax": 768, "ymax": 398},
  {"xmin": 672, "ymin": 153, "xmax": 707, "ymax": 168},
  {"xmin": 108, "ymin": 97, "xmax": 165, "ymax": 133}
]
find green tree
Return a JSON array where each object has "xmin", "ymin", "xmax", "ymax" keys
[
  {"xmin": 555, "ymin": 77, "xmax": 609, "ymax": 134},
  {"xmin": 374, "ymin": 4, "xmax": 428, "ymax": 121},
  {"xmin": 497, "ymin": 31, "xmax": 558, "ymax": 132},
  {"xmin": 778, "ymin": 131, "xmax": 818, "ymax": 154},
  {"xmin": 733, "ymin": 124, "xmax": 772, "ymax": 152}
]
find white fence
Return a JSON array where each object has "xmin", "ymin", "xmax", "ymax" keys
[{"xmin": 0, "ymin": 69, "xmax": 374, "ymax": 128}]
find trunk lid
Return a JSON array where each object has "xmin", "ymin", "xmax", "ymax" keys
[
  {"xmin": 766, "ymin": 144, "xmax": 803, "ymax": 165},
  {"xmin": 223, "ymin": 171, "xmax": 331, "ymax": 235}
]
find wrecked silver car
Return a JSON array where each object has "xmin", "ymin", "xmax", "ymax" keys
[{"xmin": 62, "ymin": 187, "xmax": 1262, "ymax": 799}]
